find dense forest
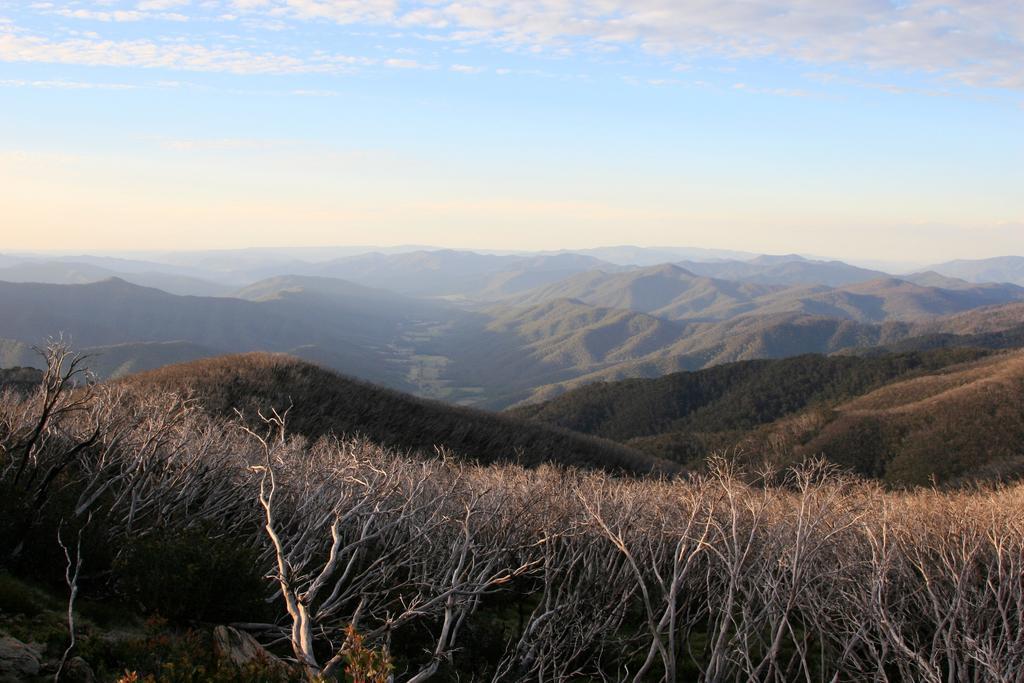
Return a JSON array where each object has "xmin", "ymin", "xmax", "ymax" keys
[
  {"xmin": 512, "ymin": 347, "xmax": 1002, "ymax": 480},
  {"xmin": 512, "ymin": 348, "xmax": 985, "ymax": 439}
]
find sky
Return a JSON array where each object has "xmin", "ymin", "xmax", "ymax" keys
[{"xmin": 0, "ymin": 0, "xmax": 1022, "ymax": 261}]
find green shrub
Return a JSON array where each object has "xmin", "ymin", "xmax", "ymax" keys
[
  {"xmin": 0, "ymin": 572, "xmax": 47, "ymax": 617},
  {"xmin": 113, "ymin": 525, "xmax": 269, "ymax": 624},
  {"xmin": 85, "ymin": 622, "xmax": 301, "ymax": 683}
]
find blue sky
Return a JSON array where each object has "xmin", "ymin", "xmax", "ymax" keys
[{"xmin": 1, "ymin": 0, "xmax": 1022, "ymax": 261}]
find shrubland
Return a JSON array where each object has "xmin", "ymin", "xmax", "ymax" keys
[{"xmin": 1, "ymin": 344, "xmax": 1023, "ymax": 681}]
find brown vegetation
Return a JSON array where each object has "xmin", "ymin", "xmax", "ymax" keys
[
  {"xmin": 3, "ymin": 346, "xmax": 1024, "ymax": 680},
  {"xmin": 785, "ymin": 349, "xmax": 1024, "ymax": 484},
  {"xmin": 513, "ymin": 347, "xmax": 1003, "ymax": 483},
  {"xmin": 117, "ymin": 352, "xmax": 670, "ymax": 475}
]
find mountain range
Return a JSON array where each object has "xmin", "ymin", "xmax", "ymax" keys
[
  {"xmin": 0, "ymin": 260, "xmax": 230, "ymax": 296},
  {"xmin": 927, "ymin": 256, "xmax": 1024, "ymax": 286},
  {"xmin": 3, "ymin": 248, "xmax": 1024, "ymax": 412},
  {"xmin": 5, "ymin": 246, "xmax": 1024, "ymax": 485},
  {"xmin": 512, "ymin": 263, "xmax": 1024, "ymax": 323}
]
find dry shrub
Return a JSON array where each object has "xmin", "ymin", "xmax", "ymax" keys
[{"xmin": 3, "ymin": 344, "xmax": 1024, "ymax": 681}]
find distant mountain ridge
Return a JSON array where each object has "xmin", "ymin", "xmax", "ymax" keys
[
  {"xmin": 306, "ymin": 249, "xmax": 623, "ymax": 299},
  {"xmin": 0, "ymin": 277, "xmax": 418, "ymax": 388},
  {"xmin": 511, "ymin": 263, "xmax": 1024, "ymax": 324},
  {"xmin": 677, "ymin": 254, "xmax": 888, "ymax": 286},
  {"xmin": 488, "ymin": 298, "xmax": 1024, "ymax": 405},
  {"xmin": 5, "ymin": 272, "xmax": 1024, "ymax": 409},
  {"xmin": 550, "ymin": 245, "xmax": 759, "ymax": 265},
  {"xmin": 511, "ymin": 263, "xmax": 780, "ymax": 321},
  {"xmin": 3, "ymin": 248, "xmax": 1024, "ymax": 412},
  {"xmin": 926, "ymin": 256, "xmax": 1024, "ymax": 286},
  {"xmin": 0, "ymin": 260, "xmax": 231, "ymax": 296}
]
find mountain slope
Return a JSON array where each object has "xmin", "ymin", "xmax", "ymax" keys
[
  {"xmin": 232, "ymin": 274, "xmax": 448, "ymax": 342},
  {"xmin": 785, "ymin": 350, "xmax": 1024, "ymax": 484},
  {"xmin": 515, "ymin": 265, "xmax": 1024, "ymax": 325},
  {"xmin": 485, "ymin": 298, "xmax": 685, "ymax": 366},
  {"xmin": 517, "ymin": 300, "xmax": 1024, "ymax": 404},
  {"xmin": 0, "ymin": 365, "xmax": 43, "ymax": 393},
  {"xmin": 311, "ymin": 249, "xmax": 618, "ymax": 299},
  {"xmin": 0, "ymin": 278, "xmax": 413, "ymax": 387},
  {"xmin": 512, "ymin": 347, "xmax": 1024, "ymax": 485},
  {"xmin": 927, "ymin": 256, "xmax": 1024, "ymax": 286},
  {"xmin": 0, "ymin": 278, "xmax": 346, "ymax": 350},
  {"xmin": 8, "ymin": 274, "xmax": 1024, "ymax": 412},
  {"xmin": 678, "ymin": 256, "xmax": 888, "ymax": 286},
  {"xmin": 119, "ymin": 353, "xmax": 671, "ymax": 474},
  {"xmin": 439, "ymin": 296, "xmax": 1024, "ymax": 408},
  {"xmin": 513, "ymin": 264, "xmax": 778, "ymax": 321},
  {"xmin": 721, "ymin": 277, "xmax": 1024, "ymax": 323},
  {"xmin": 559, "ymin": 245, "xmax": 758, "ymax": 265},
  {"xmin": 510, "ymin": 349, "xmax": 982, "ymax": 445},
  {"xmin": 0, "ymin": 260, "xmax": 231, "ymax": 296}
]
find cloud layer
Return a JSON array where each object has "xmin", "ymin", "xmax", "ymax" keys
[
  {"xmin": 0, "ymin": 1, "xmax": 1021, "ymax": 88},
  {"xmin": 242, "ymin": 0, "xmax": 1024, "ymax": 89}
]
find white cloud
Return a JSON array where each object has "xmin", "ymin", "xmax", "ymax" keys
[
  {"xmin": 137, "ymin": 0, "xmax": 191, "ymax": 9},
  {"xmin": 0, "ymin": 28, "xmax": 372, "ymax": 74},
  {"xmin": 383, "ymin": 57, "xmax": 433, "ymax": 69},
  {"xmin": 230, "ymin": 0, "xmax": 1024, "ymax": 90},
  {"xmin": 0, "ymin": 78, "xmax": 138, "ymax": 89},
  {"xmin": 241, "ymin": 0, "xmax": 397, "ymax": 24},
  {"xmin": 450, "ymin": 63, "xmax": 484, "ymax": 74},
  {"xmin": 732, "ymin": 82, "xmax": 817, "ymax": 99},
  {"xmin": 9, "ymin": 1, "xmax": 1024, "ymax": 89},
  {"xmin": 53, "ymin": 9, "xmax": 146, "ymax": 22},
  {"xmin": 45, "ymin": 6, "xmax": 190, "ymax": 23}
]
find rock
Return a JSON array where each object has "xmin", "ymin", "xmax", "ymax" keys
[
  {"xmin": 0, "ymin": 634, "xmax": 41, "ymax": 683},
  {"xmin": 63, "ymin": 656, "xmax": 96, "ymax": 683},
  {"xmin": 212, "ymin": 625, "xmax": 284, "ymax": 670}
]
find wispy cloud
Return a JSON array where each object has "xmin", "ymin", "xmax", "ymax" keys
[
  {"xmin": 450, "ymin": 63, "xmax": 484, "ymax": 74},
  {"xmin": 34, "ymin": 3, "xmax": 191, "ymax": 23},
  {"xmin": 0, "ymin": 78, "xmax": 139, "ymax": 90},
  {"xmin": 137, "ymin": 0, "xmax": 191, "ymax": 9},
  {"xmin": 732, "ymin": 82, "xmax": 817, "ymax": 99},
  {"xmin": 51, "ymin": 8, "xmax": 189, "ymax": 22},
  {"xmin": 383, "ymin": 57, "xmax": 435, "ymax": 69},
  {"xmin": 6, "ymin": 1, "xmax": 1024, "ymax": 91},
  {"xmin": 226, "ymin": 0, "xmax": 1024, "ymax": 90},
  {"xmin": 0, "ymin": 27, "xmax": 372, "ymax": 75}
]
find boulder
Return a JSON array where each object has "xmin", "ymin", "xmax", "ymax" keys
[
  {"xmin": 212, "ymin": 625, "xmax": 284, "ymax": 670},
  {"xmin": 63, "ymin": 656, "xmax": 96, "ymax": 683},
  {"xmin": 0, "ymin": 634, "xmax": 41, "ymax": 683}
]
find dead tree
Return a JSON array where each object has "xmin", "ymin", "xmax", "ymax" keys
[
  {"xmin": 244, "ymin": 414, "xmax": 537, "ymax": 681},
  {"xmin": 54, "ymin": 516, "xmax": 89, "ymax": 682},
  {"xmin": 1, "ymin": 340, "xmax": 99, "ymax": 560}
]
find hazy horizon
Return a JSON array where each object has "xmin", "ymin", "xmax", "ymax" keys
[{"xmin": 2, "ymin": 241, "xmax": 1020, "ymax": 272}]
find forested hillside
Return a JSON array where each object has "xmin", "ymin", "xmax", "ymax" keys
[
  {"xmin": 784, "ymin": 350, "xmax": 1024, "ymax": 484},
  {"xmin": 512, "ymin": 349, "xmax": 984, "ymax": 440},
  {"xmin": 513, "ymin": 347, "xmax": 1012, "ymax": 484},
  {"xmin": 121, "ymin": 353, "xmax": 669, "ymax": 474}
]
